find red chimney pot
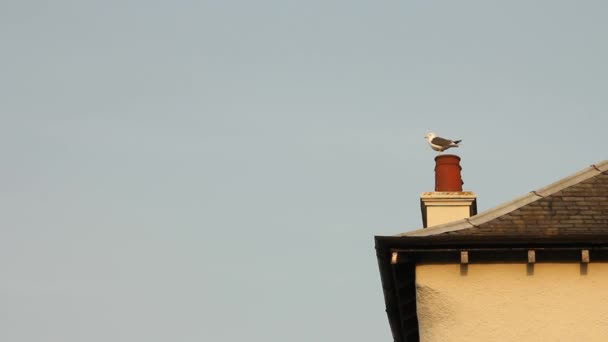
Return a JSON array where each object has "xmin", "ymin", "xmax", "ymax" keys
[{"xmin": 434, "ymin": 154, "xmax": 463, "ymax": 191}]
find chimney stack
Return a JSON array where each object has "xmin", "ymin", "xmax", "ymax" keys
[{"xmin": 420, "ymin": 155, "xmax": 477, "ymax": 228}]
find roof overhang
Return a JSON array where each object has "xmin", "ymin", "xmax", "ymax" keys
[{"xmin": 375, "ymin": 233, "xmax": 608, "ymax": 342}]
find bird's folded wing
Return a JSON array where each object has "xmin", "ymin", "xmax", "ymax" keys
[{"xmin": 430, "ymin": 137, "xmax": 453, "ymax": 146}]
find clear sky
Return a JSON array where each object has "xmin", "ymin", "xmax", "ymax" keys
[{"xmin": 1, "ymin": 1, "xmax": 607, "ymax": 341}]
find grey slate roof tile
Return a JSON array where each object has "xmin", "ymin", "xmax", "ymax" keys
[{"xmin": 446, "ymin": 172, "xmax": 608, "ymax": 236}]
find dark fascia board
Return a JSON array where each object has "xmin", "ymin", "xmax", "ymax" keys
[
  {"xmin": 376, "ymin": 233, "xmax": 608, "ymax": 249},
  {"xmin": 374, "ymin": 233, "xmax": 608, "ymax": 342},
  {"xmin": 375, "ymin": 245, "xmax": 405, "ymax": 342}
]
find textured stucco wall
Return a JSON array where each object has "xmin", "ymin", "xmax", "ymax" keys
[{"xmin": 416, "ymin": 263, "xmax": 608, "ymax": 342}]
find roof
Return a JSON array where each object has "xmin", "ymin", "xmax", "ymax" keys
[
  {"xmin": 375, "ymin": 160, "xmax": 608, "ymax": 342},
  {"xmin": 402, "ymin": 160, "xmax": 608, "ymax": 237}
]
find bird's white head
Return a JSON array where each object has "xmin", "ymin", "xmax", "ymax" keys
[{"xmin": 424, "ymin": 132, "xmax": 436, "ymax": 141}]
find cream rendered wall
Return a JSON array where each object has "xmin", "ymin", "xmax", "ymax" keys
[
  {"xmin": 424, "ymin": 205, "xmax": 471, "ymax": 227},
  {"xmin": 416, "ymin": 263, "xmax": 608, "ymax": 342}
]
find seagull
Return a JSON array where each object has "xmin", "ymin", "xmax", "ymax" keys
[{"xmin": 424, "ymin": 132, "xmax": 462, "ymax": 152}]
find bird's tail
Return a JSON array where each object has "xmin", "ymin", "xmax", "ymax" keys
[{"xmin": 453, "ymin": 140, "xmax": 462, "ymax": 144}]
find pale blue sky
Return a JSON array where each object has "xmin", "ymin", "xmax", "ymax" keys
[{"xmin": 1, "ymin": 1, "xmax": 607, "ymax": 341}]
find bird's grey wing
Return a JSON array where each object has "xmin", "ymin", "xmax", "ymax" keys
[{"xmin": 431, "ymin": 137, "xmax": 453, "ymax": 146}]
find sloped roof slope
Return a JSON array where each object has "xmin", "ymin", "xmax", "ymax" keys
[
  {"xmin": 375, "ymin": 160, "xmax": 608, "ymax": 342},
  {"xmin": 403, "ymin": 160, "xmax": 608, "ymax": 237}
]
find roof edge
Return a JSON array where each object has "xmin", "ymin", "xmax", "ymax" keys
[{"xmin": 399, "ymin": 160, "xmax": 608, "ymax": 237}]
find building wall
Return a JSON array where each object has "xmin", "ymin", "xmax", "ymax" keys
[{"xmin": 416, "ymin": 263, "xmax": 608, "ymax": 342}]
